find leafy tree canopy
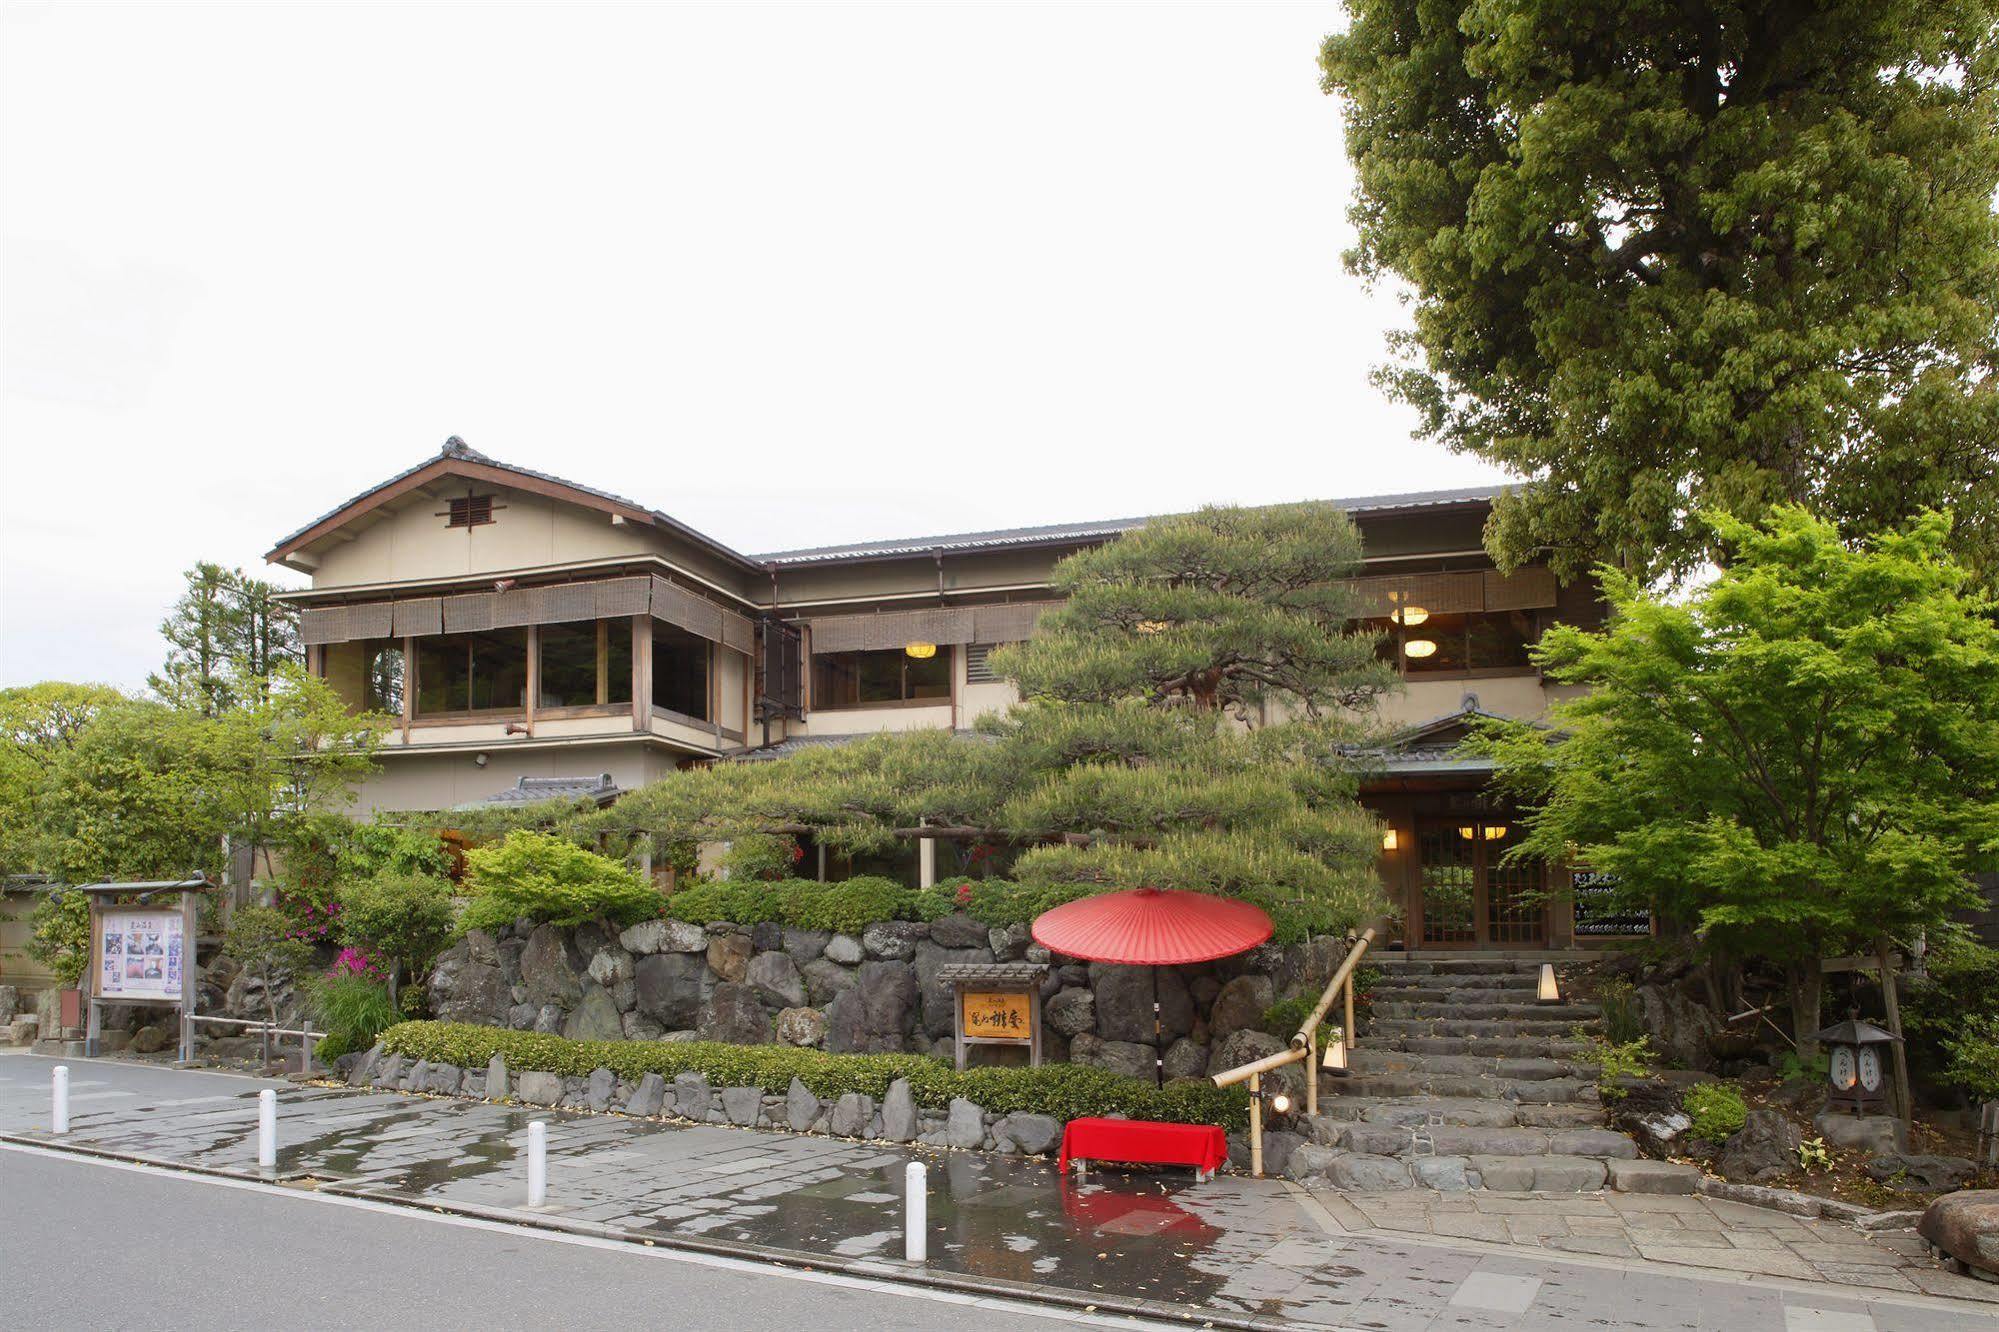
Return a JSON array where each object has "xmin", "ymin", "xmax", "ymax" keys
[
  {"xmin": 0, "ymin": 682, "xmax": 126, "ymax": 876},
  {"xmin": 151, "ymin": 562, "xmax": 303, "ymax": 715},
  {"xmin": 1321, "ymin": 2, "xmax": 1999, "ymax": 582},
  {"xmin": 1481, "ymin": 507, "xmax": 1999, "ymax": 1044}
]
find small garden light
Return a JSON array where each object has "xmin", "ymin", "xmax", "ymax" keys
[
  {"xmin": 1536, "ymin": 963, "xmax": 1561, "ymax": 1004},
  {"xmin": 1268, "ymin": 1091, "xmax": 1293, "ymax": 1116},
  {"xmin": 1321, "ymin": 1029, "xmax": 1349, "ymax": 1076}
]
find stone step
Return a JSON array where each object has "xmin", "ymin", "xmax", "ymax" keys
[
  {"xmin": 1371, "ymin": 959, "xmax": 1542, "ymax": 975},
  {"xmin": 1350, "ymin": 1050, "xmax": 1586, "ymax": 1081},
  {"xmin": 1323, "ymin": 1073, "xmax": 1601, "ymax": 1104},
  {"xmin": 1371, "ymin": 972, "xmax": 1542, "ymax": 990},
  {"xmin": 1331, "ymin": 1122, "xmax": 1639, "ymax": 1161},
  {"xmin": 1469, "ymin": 1154, "xmax": 1610, "ymax": 1192},
  {"xmin": 1309, "ymin": 1097, "xmax": 1606, "ymax": 1130},
  {"xmin": 1370, "ymin": 1017, "xmax": 1596, "ymax": 1039},
  {"xmin": 1377, "ymin": 1035, "xmax": 1594, "ymax": 1060},
  {"xmin": 1372, "ymin": 1001, "xmax": 1600, "ymax": 1022},
  {"xmin": 1367, "ymin": 985, "xmax": 1545, "ymax": 1005}
]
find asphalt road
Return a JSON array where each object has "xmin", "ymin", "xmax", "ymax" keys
[{"xmin": 0, "ymin": 1146, "xmax": 1134, "ymax": 1331}]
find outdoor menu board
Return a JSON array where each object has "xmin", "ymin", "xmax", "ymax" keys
[
  {"xmin": 98, "ymin": 907, "xmax": 185, "ymax": 1000},
  {"xmin": 1571, "ymin": 868, "xmax": 1651, "ymax": 938}
]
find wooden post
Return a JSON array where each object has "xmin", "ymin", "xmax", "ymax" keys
[
  {"xmin": 1876, "ymin": 936, "xmax": 1913, "ymax": 1132},
  {"xmin": 1248, "ymin": 1071, "xmax": 1263, "ymax": 1179}
]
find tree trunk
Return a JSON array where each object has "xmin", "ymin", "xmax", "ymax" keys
[
  {"xmin": 1876, "ymin": 936, "xmax": 1913, "ymax": 1131},
  {"xmin": 1791, "ymin": 956, "xmax": 1824, "ymax": 1060},
  {"xmin": 388, "ymin": 961, "xmax": 400, "ymax": 1011}
]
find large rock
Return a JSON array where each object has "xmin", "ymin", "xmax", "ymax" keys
[
  {"xmin": 1718, "ymin": 1109, "xmax": 1803, "ymax": 1183},
  {"xmin": 661, "ymin": 920, "xmax": 710, "ymax": 953},
  {"xmin": 786, "ymin": 1078, "xmax": 823, "ymax": 1132},
  {"xmin": 131, "ymin": 1025, "xmax": 172, "ymax": 1054},
  {"xmin": 429, "ymin": 933, "xmax": 510, "ymax": 1025},
  {"xmin": 486, "ymin": 1054, "xmax": 508, "ymax": 1100},
  {"xmin": 617, "ymin": 919, "xmax": 669, "ymax": 955},
  {"xmin": 586, "ymin": 947, "xmax": 633, "ymax": 989},
  {"xmin": 706, "ymin": 933, "xmax": 753, "ymax": 982},
  {"xmin": 929, "ymin": 913, "xmax": 988, "ymax": 949},
  {"xmin": 1285, "ymin": 1142, "xmax": 1343, "ymax": 1183},
  {"xmin": 1920, "ymin": 1190, "xmax": 1999, "ymax": 1277},
  {"xmin": 989, "ymin": 922, "xmax": 1031, "ymax": 962},
  {"xmin": 1814, "ymin": 1110, "xmax": 1906, "ymax": 1156},
  {"xmin": 824, "ymin": 934, "xmax": 865, "ymax": 965},
  {"xmin": 673, "ymin": 1072, "xmax": 711, "ymax": 1118},
  {"xmin": 1070, "ymin": 1033, "xmax": 1157, "ymax": 1082},
  {"xmin": 862, "ymin": 922, "xmax": 926, "ymax": 961},
  {"xmin": 992, "ymin": 1112, "xmax": 1061, "ymax": 1156},
  {"xmin": 776, "ymin": 1006, "xmax": 827, "ymax": 1048},
  {"xmin": 1631, "ymin": 982, "xmax": 1725, "ymax": 1071},
  {"xmin": 1865, "ymin": 1154, "xmax": 1977, "ymax": 1192},
  {"xmin": 1208, "ymin": 975, "xmax": 1274, "ymax": 1043},
  {"xmin": 1044, "ymin": 988, "xmax": 1096, "ymax": 1037},
  {"xmin": 634, "ymin": 951, "xmax": 708, "ymax": 1030},
  {"xmin": 1328, "ymin": 1153, "xmax": 1414, "ymax": 1190},
  {"xmin": 746, "ymin": 951, "xmax": 807, "ymax": 1009},
  {"xmin": 520, "ymin": 924, "xmax": 582, "ymax": 1008},
  {"xmin": 627, "ymin": 1072, "xmax": 667, "ymax": 1117},
  {"xmin": 1092, "ymin": 963, "xmax": 1192, "ymax": 1044},
  {"xmin": 830, "ymin": 1092, "xmax": 874, "ymax": 1138},
  {"xmin": 915, "ymin": 941, "xmax": 991, "ymax": 1039},
  {"xmin": 586, "ymin": 1067, "xmax": 616, "ymax": 1111},
  {"xmin": 518, "ymin": 1071, "xmax": 563, "ymax": 1106},
  {"xmin": 946, "ymin": 1097, "xmax": 985, "ymax": 1149},
  {"xmin": 881, "ymin": 1078, "xmax": 918, "ymax": 1142},
  {"xmin": 721, "ymin": 1085, "xmax": 763, "ymax": 1126},
  {"xmin": 700, "ymin": 983, "xmax": 773, "ymax": 1044},
  {"xmin": 801, "ymin": 958, "xmax": 858, "ymax": 1007},
  {"xmin": 562, "ymin": 983, "xmax": 625, "ymax": 1042},
  {"xmin": 782, "ymin": 928, "xmax": 832, "ymax": 963},
  {"xmin": 1162, "ymin": 1036, "xmax": 1209, "ymax": 1081},
  {"xmin": 824, "ymin": 961, "xmax": 918, "ymax": 1054}
]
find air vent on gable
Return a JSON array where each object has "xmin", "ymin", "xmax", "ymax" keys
[{"xmin": 447, "ymin": 495, "xmax": 495, "ymax": 529}]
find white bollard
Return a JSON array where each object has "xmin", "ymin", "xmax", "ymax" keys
[
  {"xmin": 52, "ymin": 1065, "xmax": 69, "ymax": 1135},
  {"xmin": 257, "ymin": 1088, "xmax": 277, "ymax": 1171},
  {"xmin": 904, "ymin": 1161, "xmax": 927, "ymax": 1262},
  {"xmin": 527, "ymin": 1120, "xmax": 548, "ymax": 1207}
]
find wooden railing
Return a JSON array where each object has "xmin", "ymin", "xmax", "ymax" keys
[{"xmin": 1211, "ymin": 925, "xmax": 1377, "ymax": 1176}]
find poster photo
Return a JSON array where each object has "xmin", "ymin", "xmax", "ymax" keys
[{"xmin": 97, "ymin": 909, "xmax": 184, "ymax": 1001}]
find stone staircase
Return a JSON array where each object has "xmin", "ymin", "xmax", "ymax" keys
[{"xmin": 1294, "ymin": 957, "xmax": 1698, "ymax": 1194}]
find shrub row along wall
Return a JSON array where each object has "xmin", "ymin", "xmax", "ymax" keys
[
  {"xmin": 357, "ymin": 1023, "xmax": 1249, "ymax": 1155},
  {"xmin": 425, "ymin": 911, "xmax": 1348, "ymax": 1093}
]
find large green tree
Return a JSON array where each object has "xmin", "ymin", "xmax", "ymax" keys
[
  {"xmin": 151, "ymin": 563, "xmax": 302, "ymax": 715},
  {"xmin": 0, "ymin": 682, "xmax": 126, "ymax": 876},
  {"xmin": 1321, "ymin": 2, "xmax": 1999, "ymax": 583},
  {"xmin": 1482, "ymin": 508, "xmax": 1999, "ymax": 1052}
]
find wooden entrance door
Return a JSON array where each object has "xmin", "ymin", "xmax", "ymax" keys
[{"xmin": 1414, "ymin": 820, "xmax": 1546, "ymax": 948}]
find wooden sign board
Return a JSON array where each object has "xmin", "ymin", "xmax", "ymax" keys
[
  {"xmin": 960, "ymin": 990, "xmax": 1033, "ymax": 1042},
  {"xmin": 940, "ymin": 962, "xmax": 1048, "ymax": 1071}
]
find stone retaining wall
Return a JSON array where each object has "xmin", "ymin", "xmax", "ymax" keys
[
  {"xmin": 343, "ymin": 1044, "xmax": 1067, "ymax": 1156},
  {"xmin": 426, "ymin": 912, "xmax": 1347, "ymax": 1083}
]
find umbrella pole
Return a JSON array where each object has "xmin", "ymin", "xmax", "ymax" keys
[{"xmin": 1153, "ymin": 966, "xmax": 1163, "ymax": 1087}]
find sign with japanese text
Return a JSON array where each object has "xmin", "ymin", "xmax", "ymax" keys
[
  {"xmin": 959, "ymin": 989, "xmax": 1032, "ymax": 1043},
  {"xmin": 97, "ymin": 908, "xmax": 185, "ymax": 1001}
]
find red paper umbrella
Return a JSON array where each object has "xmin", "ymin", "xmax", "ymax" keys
[{"xmin": 1031, "ymin": 887, "xmax": 1274, "ymax": 966}]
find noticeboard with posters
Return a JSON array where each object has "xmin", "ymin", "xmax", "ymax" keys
[{"xmin": 96, "ymin": 907, "xmax": 185, "ymax": 1001}]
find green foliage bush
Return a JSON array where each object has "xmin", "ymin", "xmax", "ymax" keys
[
  {"xmin": 460, "ymin": 831, "xmax": 662, "ymax": 933},
  {"xmin": 311, "ymin": 974, "xmax": 400, "ymax": 1062},
  {"xmin": 27, "ymin": 891, "xmax": 91, "ymax": 986},
  {"xmin": 1901, "ymin": 937, "xmax": 1999, "ymax": 1089},
  {"xmin": 378, "ymin": 1021, "xmax": 1250, "ymax": 1131},
  {"xmin": 1943, "ymin": 1016, "xmax": 1999, "ymax": 1103},
  {"xmin": 1593, "ymin": 978, "xmax": 1645, "ymax": 1046},
  {"xmin": 338, "ymin": 872, "xmax": 455, "ymax": 985},
  {"xmin": 1683, "ymin": 1082, "xmax": 1749, "ymax": 1142}
]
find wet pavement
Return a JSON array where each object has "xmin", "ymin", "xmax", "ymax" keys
[{"xmin": 5, "ymin": 1050, "xmax": 1997, "ymax": 1331}]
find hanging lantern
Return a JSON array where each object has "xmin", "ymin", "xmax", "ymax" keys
[
  {"xmin": 1403, "ymin": 638, "xmax": 1437, "ymax": 659},
  {"xmin": 1381, "ymin": 828, "xmax": 1399, "ymax": 852},
  {"xmin": 1536, "ymin": 963, "xmax": 1561, "ymax": 1004},
  {"xmin": 1391, "ymin": 605, "xmax": 1429, "ymax": 627},
  {"xmin": 904, "ymin": 641, "xmax": 937, "ymax": 659}
]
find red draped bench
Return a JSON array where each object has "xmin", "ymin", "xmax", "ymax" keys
[{"xmin": 1057, "ymin": 1117, "xmax": 1228, "ymax": 1182}]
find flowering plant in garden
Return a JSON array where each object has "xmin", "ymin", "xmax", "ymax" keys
[
  {"xmin": 328, "ymin": 946, "xmax": 383, "ymax": 981},
  {"xmin": 276, "ymin": 883, "xmax": 342, "ymax": 944}
]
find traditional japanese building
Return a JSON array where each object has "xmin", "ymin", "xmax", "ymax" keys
[{"xmin": 272, "ymin": 438, "xmax": 1632, "ymax": 950}]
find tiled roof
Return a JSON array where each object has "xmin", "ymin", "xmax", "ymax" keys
[
  {"xmin": 269, "ymin": 438, "xmax": 764, "ymax": 570},
  {"xmin": 751, "ymin": 485, "xmax": 1509, "ymax": 566},
  {"xmin": 453, "ymin": 773, "xmax": 623, "ymax": 810}
]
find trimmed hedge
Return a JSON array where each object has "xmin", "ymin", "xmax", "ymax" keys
[
  {"xmin": 377, "ymin": 1020, "xmax": 1250, "ymax": 1131},
  {"xmin": 662, "ymin": 876, "xmax": 1099, "ymax": 936}
]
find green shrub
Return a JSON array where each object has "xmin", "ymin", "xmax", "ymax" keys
[
  {"xmin": 377, "ymin": 1020, "xmax": 1250, "ymax": 1131},
  {"xmin": 1943, "ymin": 1015, "xmax": 1999, "ymax": 1102},
  {"xmin": 668, "ymin": 877, "xmax": 955, "ymax": 935},
  {"xmin": 1570, "ymin": 1032, "xmax": 1652, "ymax": 1101},
  {"xmin": 1683, "ymin": 1081, "xmax": 1748, "ymax": 1142},
  {"xmin": 717, "ymin": 834, "xmax": 803, "ymax": 882},
  {"xmin": 1260, "ymin": 995, "xmax": 1337, "ymax": 1049},
  {"xmin": 1594, "ymin": 978, "xmax": 1645, "ymax": 1046},
  {"xmin": 311, "ymin": 974, "xmax": 400, "ymax": 1062},
  {"xmin": 1902, "ymin": 937, "xmax": 1999, "ymax": 1085},
  {"xmin": 27, "ymin": 891, "xmax": 91, "ymax": 986},
  {"xmin": 459, "ymin": 831, "xmax": 663, "ymax": 932},
  {"xmin": 339, "ymin": 871, "xmax": 455, "ymax": 991}
]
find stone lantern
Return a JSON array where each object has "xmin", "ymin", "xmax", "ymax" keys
[{"xmin": 1811, "ymin": 1016, "xmax": 1901, "ymax": 1115}]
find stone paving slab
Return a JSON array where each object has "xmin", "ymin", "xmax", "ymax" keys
[{"xmin": 4, "ymin": 1051, "xmax": 1999, "ymax": 1331}]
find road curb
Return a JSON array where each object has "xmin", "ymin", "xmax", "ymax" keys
[{"xmin": 5, "ymin": 1131, "xmax": 1274, "ymax": 1330}]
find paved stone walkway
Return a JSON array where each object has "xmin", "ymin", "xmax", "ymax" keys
[{"xmin": 3, "ymin": 1051, "xmax": 1996, "ymax": 1330}]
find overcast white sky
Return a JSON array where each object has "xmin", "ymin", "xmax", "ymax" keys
[{"xmin": 0, "ymin": 1, "xmax": 1509, "ymax": 691}]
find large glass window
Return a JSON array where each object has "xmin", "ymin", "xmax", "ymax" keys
[
  {"xmin": 652, "ymin": 622, "xmax": 709, "ymax": 720},
  {"xmin": 811, "ymin": 648, "xmax": 951, "ymax": 708},
  {"xmin": 363, "ymin": 640, "xmax": 404, "ymax": 715},
  {"xmin": 415, "ymin": 629, "xmax": 528, "ymax": 715},
  {"xmin": 537, "ymin": 619, "xmax": 634, "ymax": 709},
  {"xmin": 1363, "ymin": 611, "xmax": 1537, "ymax": 676}
]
